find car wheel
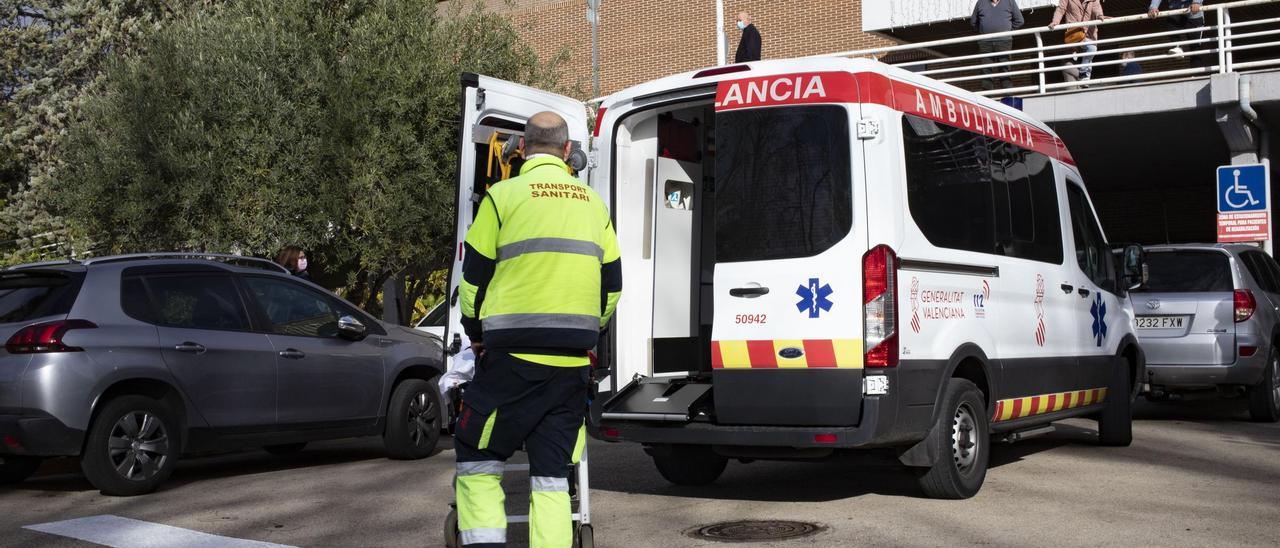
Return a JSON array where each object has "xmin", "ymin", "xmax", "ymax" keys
[
  {"xmin": 916, "ymin": 378, "xmax": 989, "ymax": 499},
  {"xmin": 0, "ymin": 456, "xmax": 43, "ymax": 485},
  {"xmin": 80, "ymin": 395, "xmax": 180, "ymax": 496},
  {"xmin": 1247, "ymin": 348, "xmax": 1280, "ymax": 423},
  {"xmin": 385, "ymin": 379, "xmax": 442, "ymax": 460},
  {"xmin": 1097, "ymin": 359, "xmax": 1134, "ymax": 446},
  {"xmin": 650, "ymin": 444, "xmax": 727, "ymax": 486},
  {"xmin": 263, "ymin": 443, "xmax": 308, "ymax": 455}
]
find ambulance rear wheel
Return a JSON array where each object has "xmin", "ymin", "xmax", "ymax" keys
[
  {"xmin": 651, "ymin": 444, "xmax": 727, "ymax": 486},
  {"xmin": 916, "ymin": 379, "xmax": 988, "ymax": 500},
  {"xmin": 1097, "ymin": 358, "xmax": 1134, "ymax": 446}
]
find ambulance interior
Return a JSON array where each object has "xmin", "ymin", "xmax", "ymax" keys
[{"xmin": 603, "ymin": 99, "xmax": 724, "ymax": 421}]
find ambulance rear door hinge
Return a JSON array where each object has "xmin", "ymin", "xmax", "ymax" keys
[{"xmin": 857, "ymin": 118, "xmax": 881, "ymax": 140}]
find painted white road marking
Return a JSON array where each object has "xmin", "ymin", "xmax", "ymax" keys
[{"xmin": 24, "ymin": 515, "xmax": 295, "ymax": 548}]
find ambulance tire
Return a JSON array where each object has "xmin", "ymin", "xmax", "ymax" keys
[
  {"xmin": 916, "ymin": 379, "xmax": 988, "ymax": 500},
  {"xmin": 651, "ymin": 444, "xmax": 727, "ymax": 486},
  {"xmin": 1096, "ymin": 360, "xmax": 1133, "ymax": 447}
]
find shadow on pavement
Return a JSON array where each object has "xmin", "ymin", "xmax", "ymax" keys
[
  {"xmin": 10, "ymin": 436, "xmax": 455, "ymax": 495},
  {"xmin": 586, "ymin": 424, "xmax": 1091, "ymax": 503}
]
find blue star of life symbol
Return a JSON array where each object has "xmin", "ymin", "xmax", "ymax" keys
[
  {"xmin": 1090, "ymin": 293, "xmax": 1108, "ymax": 347},
  {"xmin": 795, "ymin": 278, "xmax": 834, "ymax": 319}
]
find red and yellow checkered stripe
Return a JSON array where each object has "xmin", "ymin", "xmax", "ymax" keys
[
  {"xmin": 711, "ymin": 339, "xmax": 863, "ymax": 369},
  {"xmin": 992, "ymin": 388, "xmax": 1108, "ymax": 422}
]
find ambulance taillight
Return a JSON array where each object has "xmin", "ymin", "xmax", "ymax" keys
[{"xmin": 863, "ymin": 245, "xmax": 899, "ymax": 368}]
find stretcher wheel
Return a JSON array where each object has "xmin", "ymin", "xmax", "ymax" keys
[
  {"xmin": 577, "ymin": 524, "xmax": 594, "ymax": 548},
  {"xmin": 444, "ymin": 508, "xmax": 460, "ymax": 548}
]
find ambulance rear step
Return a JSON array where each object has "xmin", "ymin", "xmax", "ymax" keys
[{"xmin": 600, "ymin": 376, "xmax": 712, "ymax": 422}]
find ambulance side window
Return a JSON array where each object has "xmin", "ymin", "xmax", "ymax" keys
[{"xmin": 902, "ymin": 115, "xmax": 1062, "ymax": 264}]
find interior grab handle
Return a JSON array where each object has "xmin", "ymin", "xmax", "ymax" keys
[
  {"xmin": 729, "ymin": 286, "xmax": 770, "ymax": 298},
  {"xmin": 1060, "ymin": 284, "xmax": 1073, "ymax": 294},
  {"xmin": 1078, "ymin": 287, "xmax": 1091, "ymax": 298}
]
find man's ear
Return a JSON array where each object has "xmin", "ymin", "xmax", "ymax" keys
[{"xmin": 562, "ymin": 141, "xmax": 572, "ymax": 161}]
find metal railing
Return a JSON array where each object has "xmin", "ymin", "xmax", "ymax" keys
[{"xmin": 819, "ymin": 0, "xmax": 1280, "ymax": 97}]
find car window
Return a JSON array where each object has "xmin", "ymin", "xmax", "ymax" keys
[
  {"xmin": 1261, "ymin": 253, "xmax": 1280, "ymax": 293},
  {"xmin": 0, "ymin": 271, "xmax": 83, "ymax": 324},
  {"xmin": 1134, "ymin": 251, "xmax": 1232, "ymax": 293},
  {"xmin": 418, "ymin": 301, "xmax": 447, "ymax": 328},
  {"xmin": 1240, "ymin": 251, "xmax": 1280, "ymax": 292},
  {"xmin": 244, "ymin": 277, "xmax": 343, "ymax": 338},
  {"xmin": 144, "ymin": 275, "xmax": 250, "ymax": 331},
  {"xmin": 1066, "ymin": 184, "xmax": 1115, "ymax": 293},
  {"xmin": 120, "ymin": 276, "xmax": 157, "ymax": 324}
]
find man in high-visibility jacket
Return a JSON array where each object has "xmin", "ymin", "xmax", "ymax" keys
[{"xmin": 454, "ymin": 111, "xmax": 621, "ymax": 548}]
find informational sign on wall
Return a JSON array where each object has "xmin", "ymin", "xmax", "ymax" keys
[{"xmin": 1217, "ymin": 164, "xmax": 1270, "ymax": 243}]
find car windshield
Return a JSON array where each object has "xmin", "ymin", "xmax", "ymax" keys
[
  {"xmin": 1135, "ymin": 251, "xmax": 1233, "ymax": 293},
  {"xmin": 0, "ymin": 271, "xmax": 83, "ymax": 324}
]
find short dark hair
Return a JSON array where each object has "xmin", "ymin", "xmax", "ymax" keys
[{"xmin": 524, "ymin": 111, "xmax": 569, "ymax": 156}]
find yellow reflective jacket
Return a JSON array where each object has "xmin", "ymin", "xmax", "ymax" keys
[{"xmin": 460, "ymin": 155, "xmax": 622, "ymax": 366}]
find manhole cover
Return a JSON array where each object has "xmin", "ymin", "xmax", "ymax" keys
[{"xmin": 686, "ymin": 520, "xmax": 826, "ymax": 543}]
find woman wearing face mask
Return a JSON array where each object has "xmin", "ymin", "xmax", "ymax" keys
[{"xmin": 275, "ymin": 245, "xmax": 312, "ymax": 280}]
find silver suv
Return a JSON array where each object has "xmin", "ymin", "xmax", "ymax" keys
[
  {"xmin": 0, "ymin": 254, "xmax": 445, "ymax": 495},
  {"xmin": 1132, "ymin": 244, "xmax": 1280, "ymax": 422}
]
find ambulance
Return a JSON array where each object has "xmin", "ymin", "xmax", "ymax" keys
[{"xmin": 445, "ymin": 57, "xmax": 1147, "ymax": 499}]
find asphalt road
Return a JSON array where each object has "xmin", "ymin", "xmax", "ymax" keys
[{"xmin": 3, "ymin": 398, "xmax": 1278, "ymax": 547}]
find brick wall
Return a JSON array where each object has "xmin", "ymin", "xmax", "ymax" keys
[{"xmin": 440, "ymin": 1, "xmax": 896, "ymax": 98}]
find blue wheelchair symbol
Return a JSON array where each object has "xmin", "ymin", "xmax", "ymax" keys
[{"xmin": 1218, "ymin": 165, "xmax": 1268, "ymax": 213}]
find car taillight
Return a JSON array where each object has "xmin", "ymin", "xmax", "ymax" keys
[
  {"xmin": 1234, "ymin": 289, "xmax": 1256, "ymax": 323},
  {"xmin": 4, "ymin": 320, "xmax": 97, "ymax": 354},
  {"xmin": 593, "ymin": 107, "xmax": 607, "ymax": 137},
  {"xmin": 863, "ymin": 245, "xmax": 898, "ymax": 368}
]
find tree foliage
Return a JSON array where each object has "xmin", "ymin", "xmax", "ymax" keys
[
  {"xmin": 1, "ymin": 0, "xmax": 186, "ymax": 262},
  {"xmin": 52, "ymin": 0, "xmax": 571, "ymax": 316}
]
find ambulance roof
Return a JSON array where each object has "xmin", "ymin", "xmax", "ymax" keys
[{"xmin": 601, "ymin": 56, "xmax": 1063, "ymax": 152}]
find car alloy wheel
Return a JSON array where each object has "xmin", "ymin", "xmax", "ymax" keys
[
  {"xmin": 108, "ymin": 411, "xmax": 171, "ymax": 481},
  {"xmin": 952, "ymin": 402, "xmax": 980, "ymax": 474},
  {"xmin": 406, "ymin": 390, "xmax": 439, "ymax": 447}
]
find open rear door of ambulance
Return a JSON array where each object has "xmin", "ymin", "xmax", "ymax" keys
[
  {"xmin": 443, "ymin": 73, "xmax": 589, "ymax": 362},
  {"xmin": 710, "ymin": 71, "xmax": 869, "ymax": 427}
]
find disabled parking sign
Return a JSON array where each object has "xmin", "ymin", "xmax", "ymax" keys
[
  {"xmin": 1217, "ymin": 164, "xmax": 1270, "ymax": 243},
  {"xmin": 1218, "ymin": 164, "xmax": 1267, "ymax": 213}
]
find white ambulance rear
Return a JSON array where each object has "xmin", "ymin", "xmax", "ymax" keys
[{"xmin": 445, "ymin": 58, "xmax": 1147, "ymax": 499}]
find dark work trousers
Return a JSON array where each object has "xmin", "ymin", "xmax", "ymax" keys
[
  {"xmin": 453, "ymin": 351, "xmax": 590, "ymax": 548},
  {"xmin": 1167, "ymin": 15, "xmax": 1208, "ymax": 68},
  {"xmin": 979, "ymin": 38, "xmax": 1014, "ymax": 91}
]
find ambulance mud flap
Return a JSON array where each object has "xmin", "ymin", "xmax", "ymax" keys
[{"xmin": 601, "ymin": 378, "xmax": 712, "ymax": 422}]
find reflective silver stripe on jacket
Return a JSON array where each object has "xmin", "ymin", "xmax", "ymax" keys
[
  {"xmin": 496, "ymin": 237, "xmax": 603, "ymax": 262},
  {"xmin": 482, "ymin": 313, "xmax": 600, "ymax": 332},
  {"xmin": 530, "ymin": 476, "xmax": 570, "ymax": 492},
  {"xmin": 457, "ymin": 460, "xmax": 505, "ymax": 476},
  {"xmin": 460, "ymin": 528, "xmax": 507, "ymax": 545}
]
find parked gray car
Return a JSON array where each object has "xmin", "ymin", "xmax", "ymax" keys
[
  {"xmin": 1132, "ymin": 244, "xmax": 1280, "ymax": 422},
  {"xmin": 0, "ymin": 254, "xmax": 445, "ymax": 495}
]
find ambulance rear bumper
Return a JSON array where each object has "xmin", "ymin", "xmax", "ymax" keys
[{"xmin": 593, "ymin": 389, "xmax": 928, "ymax": 449}]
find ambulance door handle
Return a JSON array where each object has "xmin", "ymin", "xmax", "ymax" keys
[
  {"xmin": 729, "ymin": 287, "xmax": 770, "ymax": 298},
  {"xmin": 1078, "ymin": 287, "xmax": 1091, "ymax": 298},
  {"xmin": 1060, "ymin": 283, "xmax": 1074, "ymax": 294}
]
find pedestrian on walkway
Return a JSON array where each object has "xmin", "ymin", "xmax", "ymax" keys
[
  {"xmin": 735, "ymin": 11, "xmax": 761, "ymax": 63},
  {"xmin": 453, "ymin": 111, "xmax": 622, "ymax": 548},
  {"xmin": 971, "ymin": 0, "xmax": 1026, "ymax": 91},
  {"xmin": 1048, "ymin": 0, "xmax": 1110, "ymax": 83},
  {"xmin": 1149, "ymin": 0, "xmax": 1207, "ymax": 67}
]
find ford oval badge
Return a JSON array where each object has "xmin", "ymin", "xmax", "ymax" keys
[{"xmin": 779, "ymin": 347, "xmax": 804, "ymax": 360}]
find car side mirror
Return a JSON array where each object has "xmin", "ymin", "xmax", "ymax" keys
[
  {"xmin": 337, "ymin": 315, "xmax": 368, "ymax": 341},
  {"xmin": 1122, "ymin": 244, "xmax": 1146, "ymax": 290}
]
